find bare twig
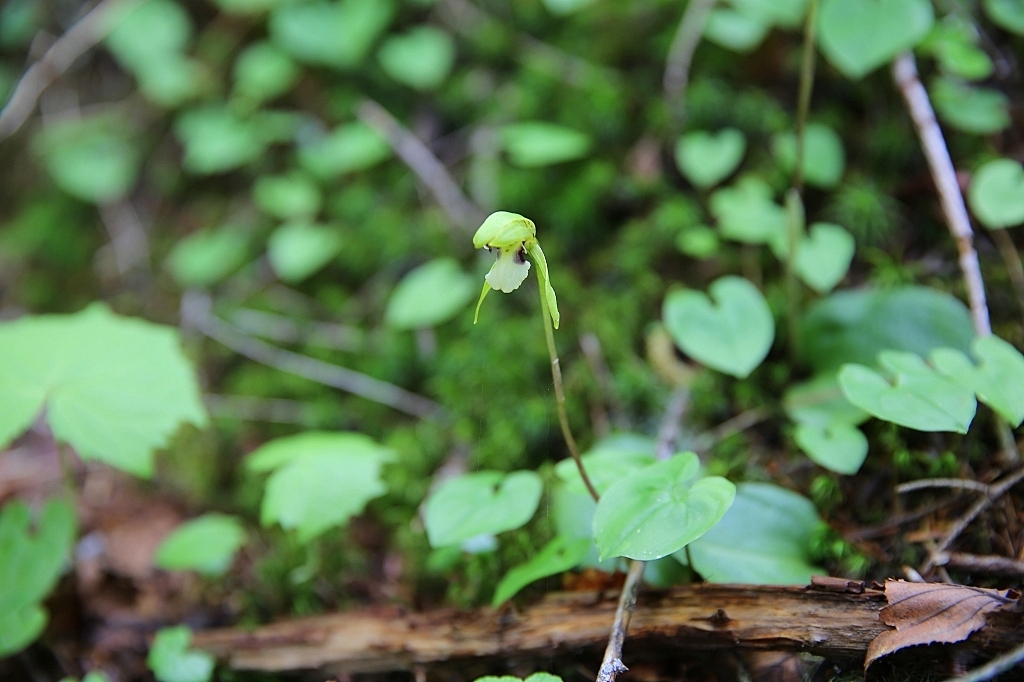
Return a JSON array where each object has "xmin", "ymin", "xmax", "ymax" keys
[
  {"xmin": 204, "ymin": 394, "xmax": 314, "ymax": 425},
  {"xmin": 694, "ymin": 407, "xmax": 771, "ymax": 452},
  {"xmin": 941, "ymin": 640, "xmax": 1024, "ymax": 682},
  {"xmin": 792, "ymin": 0, "xmax": 820, "ymax": 194},
  {"xmin": 654, "ymin": 388, "xmax": 689, "ymax": 462},
  {"xmin": 0, "ymin": 0, "xmax": 138, "ymax": 140},
  {"xmin": 663, "ymin": 0, "xmax": 717, "ymax": 129},
  {"xmin": 357, "ymin": 99, "xmax": 485, "ymax": 233},
  {"xmin": 228, "ymin": 308, "xmax": 364, "ymax": 352},
  {"xmin": 181, "ymin": 292, "xmax": 444, "ymax": 420},
  {"xmin": 933, "ymin": 551, "xmax": 1024, "ymax": 577},
  {"xmin": 896, "ymin": 478, "xmax": 992, "ymax": 494}
]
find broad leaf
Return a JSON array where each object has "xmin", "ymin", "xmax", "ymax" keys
[
  {"xmin": 931, "ymin": 77, "xmax": 1010, "ymax": 135},
  {"xmin": 794, "ymin": 222, "xmax": 855, "ymax": 293},
  {"xmin": 424, "ymin": 470, "xmax": 543, "ymax": 548},
  {"xmin": 253, "ymin": 173, "xmax": 322, "ymax": 220},
  {"xmin": 0, "ymin": 305, "xmax": 208, "ymax": 477},
  {"xmin": 688, "ymin": 483, "xmax": 825, "ymax": 584},
  {"xmin": 492, "ymin": 535, "xmax": 590, "ymax": 606},
  {"xmin": 968, "ymin": 158, "xmax": 1024, "ymax": 229},
  {"xmin": 674, "ymin": 128, "xmax": 746, "ymax": 189},
  {"xmin": 794, "ymin": 422, "xmax": 868, "ymax": 474},
  {"xmin": 593, "ymin": 453, "xmax": 735, "ymax": 561},
  {"xmin": 377, "ymin": 27, "xmax": 455, "ymax": 91},
  {"xmin": 298, "ymin": 122, "xmax": 391, "ymax": 179},
  {"xmin": 817, "ymin": 0, "xmax": 933, "ymax": 79},
  {"xmin": 663, "ymin": 275, "xmax": 775, "ymax": 378},
  {"xmin": 166, "ymin": 228, "xmax": 250, "ymax": 288},
  {"xmin": 772, "ymin": 123, "xmax": 845, "ymax": 189},
  {"xmin": 704, "ymin": 9, "xmax": 769, "ymax": 53},
  {"xmin": 839, "ymin": 350, "xmax": 977, "ymax": 433},
  {"xmin": 155, "ymin": 514, "xmax": 247, "ymax": 576},
  {"xmin": 785, "ymin": 374, "xmax": 869, "ymax": 474},
  {"xmin": 247, "ymin": 432, "xmax": 395, "ymax": 543},
  {"xmin": 384, "ymin": 258, "xmax": 476, "ymax": 330},
  {"xmin": 148, "ymin": 626, "xmax": 214, "ymax": 682},
  {"xmin": 267, "ymin": 222, "xmax": 344, "ymax": 283},
  {"xmin": 500, "ymin": 122, "xmax": 591, "ymax": 168},
  {"xmin": 931, "ymin": 335, "xmax": 1024, "ymax": 427},
  {"xmin": 269, "ymin": 0, "xmax": 394, "ymax": 69},
  {"xmin": 553, "ymin": 434, "xmax": 656, "ymax": 495}
]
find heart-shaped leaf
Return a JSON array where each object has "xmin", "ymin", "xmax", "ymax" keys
[
  {"xmin": 554, "ymin": 434, "xmax": 656, "ymax": 496},
  {"xmin": 299, "ymin": 122, "xmax": 391, "ymax": 179},
  {"xmin": 709, "ymin": 177, "xmax": 788, "ymax": 254},
  {"xmin": 817, "ymin": 0, "xmax": 934, "ymax": 79},
  {"xmin": 147, "ymin": 626, "xmax": 214, "ymax": 682},
  {"xmin": 772, "ymin": 123, "xmax": 845, "ymax": 189},
  {"xmin": 424, "ymin": 470, "xmax": 543, "ymax": 548},
  {"xmin": 984, "ymin": 0, "xmax": 1024, "ymax": 35},
  {"xmin": 593, "ymin": 453, "xmax": 735, "ymax": 561},
  {"xmin": 839, "ymin": 350, "xmax": 977, "ymax": 433},
  {"xmin": 385, "ymin": 258, "xmax": 476, "ymax": 330},
  {"xmin": 931, "ymin": 335, "xmax": 1024, "ymax": 427},
  {"xmin": 794, "ymin": 222, "xmax": 855, "ymax": 293},
  {"xmin": 688, "ymin": 483, "xmax": 825, "ymax": 584},
  {"xmin": 968, "ymin": 158, "xmax": 1024, "ymax": 229},
  {"xmin": 784, "ymin": 374, "xmax": 869, "ymax": 428},
  {"xmin": 499, "ymin": 122, "xmax": 591, "ymax": 168},
  {"xmin": 794, "ymin": 422, "xmax": 869, "ymax": 474},
  {"xmin": 663, "ymin": 275, "xmax": 775, "ymax": 378},
  {"xmin": 267, "ymin": 222, "xmax": 343, "ymax": 283},
  {"xmin": 232, "ymin": 41, "xmax": 299, "ymax": 105},
  {"xmin": 704, "ymin": 9, "xmax": 770, "ymax": 52},
  {"xmin": 377, "ymin": 26, "xmax": 455, "ymax": 91},
  {"xmin": 154, "ymin": 514, "xmax": 247, "ymax": 576},
  {"xmin": 674, "ymin": 128, "xmax": 746, "ymax": 189},
  {"xmin": 492, "ymin": 535, "xmax": 590, "ymax": 606},
  {"xmin": 931, "ymin": 77, "xmax": 1010, "ymax": 135},
  {"xmin": 269, "ymin": 0, "xmax": 394, "ymax": 69}
]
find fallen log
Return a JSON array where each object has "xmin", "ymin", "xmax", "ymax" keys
[{"xmin": 193, "ymin": 581, "xmax": 1023, "ymax": 674}]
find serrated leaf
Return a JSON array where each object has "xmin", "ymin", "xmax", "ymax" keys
[
  {"xmin": 147, "ymin": 626, "xmax": 214, "ymax": 682},
  {"xmin": 384, "ymin": 258, "xmax": 476, "ymax": 330},
  {"xmin": 500, "ymin": 122, "xmax": 591, "ymax": 168},
  {"xmin": 298, "ymin": 122, "xmax": 391, "ymax": 179},
  {"xmin": 839, "ymin": 350, "xmax": 977, "ymax": 433},
  {"xmin": 166, "ymin": 228, "xmax": 250, "ymax": 288},
  {"xmin": 817, "ymin": 0, "xmax": 933, "ymax": 79},
  {"xmin": 930, "ymin": 335, "xmax": 1024, "ymax": 427},
  {"xmin": 155, "ymin": 514, "xmax": 247, "ymax": 576},
  {"xmin": 688, "ymin": 483, "xmax": 825, "ymax": 584},
  {"xmin": 772, "ymin": 123, "xmax": 845, "ymax": 189},
  {"xmin": 424, "ymin": 471, "xmax": 543, "ymax": 548},
  {"xmin": 793, "ymin": 222, "xmax": 855, "ymax": 293},
  {"xmin": 267, "ymin": 222, "xmax": 343, "ymax": 283},
  {"xmin": 674, "ymin": 129, "xmax": 746, "ymax": 189},
  {"xmin": 0, "ymin": 305, "xmax": 207, "ymax": 477},
  {"xmin": 378, "ymin": 27, "xmax": 455, "ymax": 91},
  {"xmin": 492, "ymin": 535, "xmax": 590, "ymax": 606},
  {"xmin": 593, "ymin": 453, "xmax": 735, "ymax": 561},
  {"xmin": 968, "ymin": 158, "xmax": 1024, "ymax": 229},
  {"xmin": 663, "ymin": 275, "xmax": 775, "ymax": 378}
]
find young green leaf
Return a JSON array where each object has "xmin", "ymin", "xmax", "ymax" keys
[
  {"xmin": 298, "ymin": 122, "xmax": 392, "ymax": 179},
  {"xmin": 60, "ymin": 673, "xmax": 112, "ymax": 682},
  {"xmin": 33, "ymin": 116, "xmax": 139, "ymax": 204},
  {"xmin": 147, "ymin": 626, "xmax": 214, "ymax": 682},
  {"xmin": 839, "ymin": 350, "xmax": 977, "ymax": 433},
  {"xmin": 0, "ymin": 498, "xmax": 75, "ymax": 657},
  {"xmin": 247, "ymin": 432, "xmax": 395, "ymax": 543},
  {"xmin": 703, "ymin": 9, "xmax": 769, "ymax": 52},
  {"xmin": 968, "ymin": 159, "xmax": 1024, "ymax": 229},
  {"xmin": 593, "ymin": 453, "xmax": 735, "ymax": 561},
  {"xmin": 377, "ymin": 27, "xmax": 455, "ymax": 91},
  {"xmin": 688, "ymin": 483, "xmax": 825, "ymax": 584},
  {"xmin": 267, "ymin": 222, "xmax": 343, "ymax": 283},
  {"xmin": 554, "ymin": 435, "xmax": 656, "ymax": 496},
  {"xmin": 542, "ymin": 0, "xmax": 597, "ymax": 14},
  {"xmin": 269, "ymin": 0, "xmax": 394, "ymax": 69},
  {"xmin": 817, "ymin": 0, "xmax": 934, "ymax": 79},
  {"xmin": 674, "ymin": 129, "xmax": 746, "ymax": 190},
  {"xmin": 663, "ymin": 275, "xmax": 775, "ymax": 378},
  {"xmin": 709, "ymin": 177, "xmax": 788, "ymax": 254},
  {"xmin": 0, "ymin": 305, "xmax": 208, "ymax": 477},
  {"xmin": 772, "ymin": 123, "xmax": 845, "ymax": 189},
  {"xmin": 984, "ymin": 0, "xmax": 1024, "ymax": 35},
  {"xmin": 166, "ymin": 228, "xmax": 250, "ymax": 288},
  {"xmin": 423, "ymin": 470, "xmax": 543, "ymax": 548},
  {"xmin": 676, "ymin": 225, "xmax": 720, "ymax": 258},
  {"xmin": 253, "ymin": 173, "xmax": 322, "ymax": 220},
  {"xmin": 232, "ymin": 41, "xmax": 299, "ymax": 105},
  {"xmin": 919, "ymin": 21, "xmax": 994, "ymax": 81},
  {"xmin": 930, "ymin": 335, "xmax": 1024, "ymax": 427},
  {"xmin": 793, "ymin": 222, "xmax": 855, "ymax": 293},
  {"xmin": 930, "ymin": 77, "xmax": 1010, "ymax": 135},
  {"xmin": 174, "ymin": 106, "xmax": 272, "ymax": 175},
  {"xmin": 155, "ymin": 514, "xmax": 247, "ymax": 576},
  {"xmin": 785, "ymin": 374, "xmax": 870, "ymax": 474},
  {"xmin": 499, "ymin": 123, "xmax": 591, "ymax": 168},
  {"xmin": 794, "ymin": 422, "xmax": 869, "ymax": 474},
  {"xmin": 730, "ymin": 0, "xmax": 809, "ymax": 28},
  {"xmin": 384, "ymin": 258, "xmax": 476, "ymax": 330},
  {"xmin": 492, "ymin": 535, "xmax": 590, "ymax": 606}
]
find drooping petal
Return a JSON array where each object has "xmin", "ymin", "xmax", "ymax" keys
[
  {"xmin": 527, "ymin": 243, "xmax": 559, "ymax": 329},
  {"xmin": 485, "ymin": 248, "xmax": 531, "ymax": 293}
]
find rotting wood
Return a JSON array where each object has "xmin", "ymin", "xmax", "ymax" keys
[{"xmin": 193, "ymin": 582, "xmax": 1024, "ymax": 674}]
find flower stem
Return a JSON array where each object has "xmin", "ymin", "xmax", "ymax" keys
[{"xmin": 538, "ymin": 281, "xmax": 600, "ymax": 502}]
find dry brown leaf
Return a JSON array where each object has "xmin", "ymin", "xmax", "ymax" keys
[{"xmin": 865, "ymin": 579, "xmax": 1017, "ymax": 667}]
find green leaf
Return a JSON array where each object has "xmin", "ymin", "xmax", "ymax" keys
[
  {"xmin": 174, "ymin": 106, "xmax": 275, "ymax": 175},
  {"xmin": 553, "ymin": 435, "xmax": 656, "ymax": 496},
  {"xmin": 253, "ymin": 174, "xmax": 322, "ymax": 220},
  {"xmin": 247, "ymin": 432, "xmax": 395, "ymax": 543},
  {"xmin": 147, "ymin": 626, "xmax": 214, "ymax": 682},
  {"xmin": 794, "ymin": 422, "xmax": 869, "ymax": 474},
  {"xmin": 663, "ymin": 275, "xmax": 775, "ymax": 378},
  {"xmin": 817, "ymin": 0, "xmax": 933, "ymax": 79},
  {"xmin": 784, "ymin": 374, "xmax": 869, "ymax": 428},
  {"xmin": 984, "ymin": 0, "xmax": 1024, "ymax": 35},
  {"xmin": 384, "ymin": 258, "xmax": 476, "ymax": 330},
  {"xmin": 155, "ymin": 514, "xmax": 247, "ymax": 576},
  {"xmin": 491, "ymin": 535, "xmax": 590, "ymax": 606},
  {"xmin": 551, "ymin": 485, "xmax": 619, "ymax": 572},
  {"xmin": 674, "ymin": 128, "xmax": 746, "ymax": 189},
  {"xmin": 931, "ymin": 77, "xmax": 1010, "ymax": 135},
  {"xmin": 166, "ymin": 228, "xmax": 250, "ymax": 288},
  {"xmin": 233, "ymin": 41, "xmax": 299, "ymax": 105},
  {"xmin": 269, "ymin": 0, "xmax": 394, "ymax": 69},
  {"xmin": 211, "ymin": 0, "xmax": 287, "ymax": 14},
  {"xmin": 542, "ymin": 0, "xmax": 598, "ymax": 14},
  {"xmin": 839, "ymin": 350, "xmax": 977, "ymax": 433},
  {"xmin": 704, "ymin": 9, "xmax": 770, "ymax": 52},
  {"xmin": 772, "ymin": 123, "xmax": 845, "ymax": 189},
  {"xmin": 728, "ymin": 0, "xmax": 808, "ymax": 28},
  {"xmin": 424, "ymin": 470, "xmax": 543, "ymax": 548},
  {"xmin": 593, "ymin": 453, "xmax": 735, "ymax": 561},
  {"xmin": 0, "ymin": 305, "xmax": 207, "ymax": 477},
  {"xmin": 709, "ymin": 177, "xmax": 788, "ymax": 254},
  {"xmin": 793, "ymin": 222, "xmax": 855, "ymax": 293},
  {"xmin": 688, "ymin": 483, "xmax": 825, "ymax": 584},
  {"xmin": 500, "ymin": 122, "xmax": 591, "ymax": 168},
  {"xmin": 968, "ymin": 158, "xmax": 1024, "ymax": 229},
  {"xmin": 931, "ymin": 335, "xmax": 1024, "ymax": 427},
  {"xmin": 801, "ymin": 286, "xmax": 975, "ymax": 373},
  {"xmin": 676, "ymin": 225, "xmax": 720, "ymax": 259},
  {"xmin": 919, "ymin": 21, "xmax": 994, "ymax": 81},
  {"xmin": 105, "ymin": 0, "xmax": 191, "ymax": 68},
  {"xmin": 267, "ymin": 222, "xmax": 344, "ymax": 283},
  {"xmin": 298, "ymin": 122, "xmax": 392, "ymax": 179},
  {"xmin": 34, "ymin": 117, "xmax": 139, "ymax": 204},
  {"xmin": 0, "ymin": 498, "xmax": 75, "ymax": 656},
  {"xmin": 377, "ymin": 27, "xmax": 455, "ymax": 91}
]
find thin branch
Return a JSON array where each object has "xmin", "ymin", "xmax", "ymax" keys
[
  {"xmin": 228, "ymin": 307, "xmax": 364, "ymax": 352},
  {"xmin": 0, "ymin": 0, "xmax": 138, "ymax": 140},
  {"xmin": 663, "ymin": 0, "xmax": 717, "ymax": 130},
  {"xmin": 694, "ymin": 407, "xmax": 771, "ymax": 452},
  {"xmin": 181, "ymin": 292, "xmax": 444, "ymax": 420},
  {"xmin": 791, "ymin": 0, "xmax": 820, "ymax": 194},
  {"xmin": 204, "ymin": 394, "xmax": 315, "ymax": 425},
  {"xmin": 356, "ymin": 99, "xmax": 485, "ymax": 234},
  {"xmin": 941, "ymin": 640, "xmax": 1024, "ymax": 682},
  {"xmin": 654, "ymin": 388, "xmax": 689, "ymax": 461},
  {"xmin": 933, "ymin": 551, "xmax": 1024, "ymax": 577},
  {"xmin": 596, "ymin": 558, "xmax": 644, "ymax": 682},
  {"xmin": 896, "ymin": 478, "xmax": 992, "ymax": 494},
  {"xmin": 892, "ymin": 52, "xmax": 991, "ymax": 337}
]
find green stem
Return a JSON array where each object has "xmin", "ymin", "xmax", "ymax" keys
[
  {"xmin": 538, "ymin": 280, "xmax": 600, "ymax": 502},
  {"xmin": 793, "ymin": 0, "xmax": 819, "ymax": 194},
  {"xmin": 785, "ymin": 189, "xmax": 804, "ymax": 361}
]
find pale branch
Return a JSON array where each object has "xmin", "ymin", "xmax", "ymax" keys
[
  {"xmin": 933, "ymin": 551, "xmax": 1024, "ymax": 577},
  {"xmin": 357, "ymin": 99, "xmax": 485, "ymax": 234},
  {"xmin": 204, "ymin": 394, "xmax": 314, "ymax": 425},
  {"xmin": 694, "ymin": 407, "xmax": 771, "ymax": 452},
  {"xmin": 663, "ymin": 0, "xmax": 717, "ymax": 129},
  {"xmin": 0, "ymin": 0, "xmax": 138, "ymax": 140},
  {"xmin": 181, "ymin": 292, "xmax": 444, "ymax": 420},
  {"xmin": 896, "ymin": 478, "xmax": 992, "ymax": 494},
  {"xmin": 654, "ymin": 388, "xmax": 689, "ymax": 462}
]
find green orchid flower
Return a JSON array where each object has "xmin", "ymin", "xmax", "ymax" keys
[{"xmin": 473, "ymin": 211, "xmax": 560, "ymax": 328}]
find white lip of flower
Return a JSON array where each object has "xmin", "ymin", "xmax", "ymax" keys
[{"xmin": 485, "ymin": 246, "xmax": 531, "ymax": 293}]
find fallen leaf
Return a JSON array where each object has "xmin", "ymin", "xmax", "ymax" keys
[{"xmin": 865, "ymin": 580, "xmax": 1017, "ymax": 667}]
